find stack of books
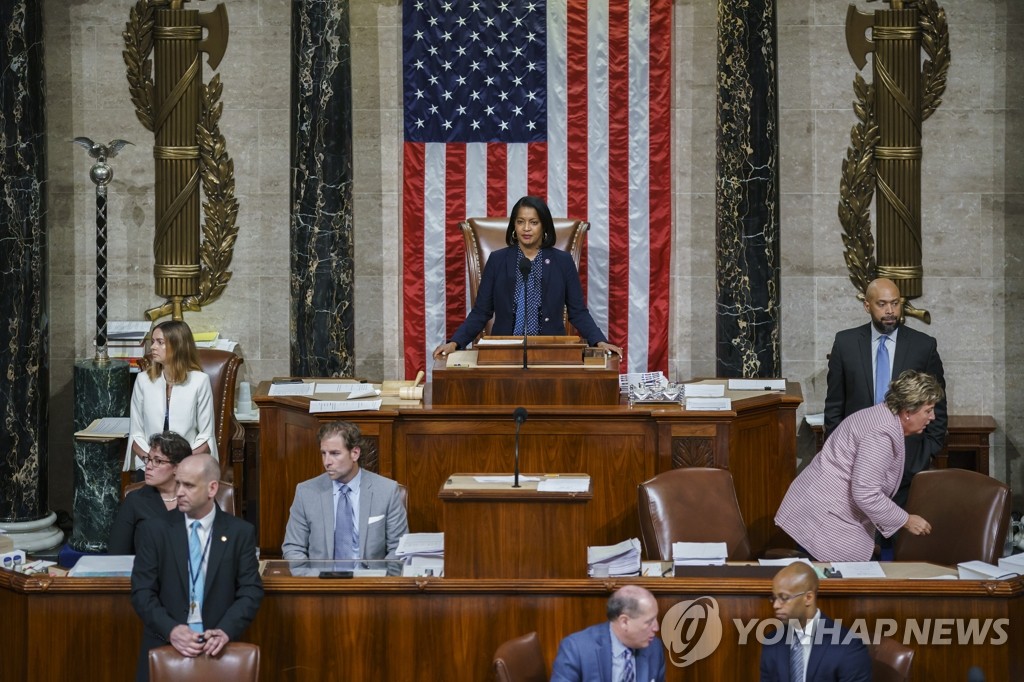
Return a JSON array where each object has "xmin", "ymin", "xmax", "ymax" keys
[
  {"xmin": 672, "ymin": 541, "xmax": 728, "ymax": 567},
  {"xmin": 105, "ymin": 321, "xmax": 150, "ymax": 368},
  {"xmin": 396, "ymin": 532, "xmax": 444, "ymax": 577},
  {"xmin": 587, "ymin": 538, "xmax": 641, "ymax": 577}
]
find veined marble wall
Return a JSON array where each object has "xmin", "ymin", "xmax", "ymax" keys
[{"xmin": 42, "ymin": 0, "xmax": 1022, "ymax": 511}]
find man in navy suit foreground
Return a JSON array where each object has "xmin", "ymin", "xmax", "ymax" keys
[
  {"xmin": 760, "ymin": 563, "xmax": 871, "ymax": 681},
  {"xmin": 131, "ymin": 454, "xmax": 263, "ymax": 682},
  {"xmin": 551, "ymin": 584, "xmax": 666, "ymax": 682}
]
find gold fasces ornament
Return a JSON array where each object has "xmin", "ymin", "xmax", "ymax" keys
[
  {"xmin": 838, "ymin": 0, "xmax": 949, "ymax": 323},
  {"xmin": 123, "ymin": 0, "xmax": 238, "ymax": 322}
]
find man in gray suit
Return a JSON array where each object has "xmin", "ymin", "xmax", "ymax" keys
[{"xmin": 282, "ymin": 421, "xmax": 408, "ymax": 561}]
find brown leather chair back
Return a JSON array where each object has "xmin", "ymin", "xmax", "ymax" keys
[
  {"xmin": 138, "ymin": 348, "xmax": 243, "ymax": 480},
  {"xmin": 893, "ymin": 469, "xmax": 1011, "ymax": 565},
  {"xmin": 459, "ymin": 217, "xmax": 589, "ymax": 337},
  {"xmin": 638, "ymin": 467, "xmax": 752, "ymax": 561},
  {"xmin": 491, "ymin": 631, "xmax": 547, "ymax": 682},
  {"xmin": 124, "ymin": 480, "xmax": 236, "ymax": 517},
  {"xmin": 868, "ymin": 637, "xmax": 914, "ymax": 682},
  {"xmin": 149, "ymin": 642, "xmax": 259, "ymax": 682}
]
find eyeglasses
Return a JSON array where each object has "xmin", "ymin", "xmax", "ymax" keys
[
  {"xmin": 142, "ymin": 456, "xmax": 173, "ymax": 468},
  {"xmin": 768, "ymin": 590, "xmax": 809, "ymax": 605}
]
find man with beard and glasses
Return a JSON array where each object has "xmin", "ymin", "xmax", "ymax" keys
[{"xmin": 824, "ymin": 278, "xmax": 947, "ymax": 508}]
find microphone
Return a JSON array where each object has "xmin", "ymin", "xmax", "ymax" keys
[
  {"xmin": 512, "ymin": 407, "xmax": 528, "ymax": 488},
  {"xmin": 967, "ymin": 667, "xmax": 986, "ymax": 682},
  {"xmin": 518, "ymin": 258, "xmax": 532, "ymax": 370}
]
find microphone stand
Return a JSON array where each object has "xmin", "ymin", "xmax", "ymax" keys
[
  {"xmin": 519, "ymin": 258, "xmax": 532, "ymax": 369},
  {"xmin": 513, "ymin": 407, "xmax": 528, "ymax": 488}
]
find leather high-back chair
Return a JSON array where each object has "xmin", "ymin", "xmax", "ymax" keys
[
  {"xmin": 124, "ymin": 480, "xmax": 237, "ymax": 516},
  {"xmin": 491, "ymin": 631, "xmax": 547, "ymax": 682},
  {"xmin": 868, "ymin": 637, "xmax": 914, "ymax": 682},
  {"xmin": 893, "ymin": 469, "xmax": 1011, "ymax": 565},
  {"xmin": 149, "ymin": 642, "xmax": 259, "ymax": 681},
  {"xmin": 138, "ymin": 348, "xmax": 244, "ymax": 482},
  {"xmin": 459, "ymin": 217, "xmax": 589, "ymax": 337},
  {"xmin": 638, "ymin": 467, "xmax": 753, "ymax": 561}
]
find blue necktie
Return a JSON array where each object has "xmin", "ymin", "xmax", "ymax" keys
[
  {"xmin": 790, "ymin": 631, "xmax": 805, "ymax": 682},
  {"xmin": 333, "ymin": 484, "xmax": 355, "ymax": 560},
  {"xmin": 874, "ymin": 335, "xmax": 890, "ymax": 404},
  {"xmin": 188, "ymin": 521, "xmax": 204, "ymax": 632},
  {"xmin": 622, "ymin": 649, "xmax": 635, "ymax": 682}
]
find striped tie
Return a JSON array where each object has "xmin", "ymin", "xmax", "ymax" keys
[
  {"xmin": 790, "ymin": 631, "xmax": 804, "ymax": 682},
  {"xmin": 874, "ymin": 335, "xmax": 890, "ymax": 404},
  {"xmin": 622, "ymin": 648, "xmax": 635, "ymax": 682}
]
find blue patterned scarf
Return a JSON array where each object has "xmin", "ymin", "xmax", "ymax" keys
[{"xmin": 513, "ymin": 248, "xmax": 544, "ymax": 335}]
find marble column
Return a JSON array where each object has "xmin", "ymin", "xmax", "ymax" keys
[
  {"xmin": 71, "ymin": 360, "xmax": 129, "ymax": 552},
  {"xmin": 290, "ymin": 0, "xmax": 355, "ymax": 378},
  {"xmin": 714, "ymin": 0, "xmax": 781, "ymax": 378},
  {"xmin": 0, "ymin": 0, "xmax": 63, "ymax": 550}
]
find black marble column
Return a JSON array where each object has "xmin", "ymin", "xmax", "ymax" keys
[
  {"xmin": 715, "ymin": 0, "xmax": 781, "ymax": 378},
  {"xmin": 0, "ymin": 0, "xmax": 50, "ymax": 525},
  {"xmin": 71, "ymin": 360, "xmax": 129, "ymax": 552},
  {"xmin": 290, "ymin": 0, "xmax": 355, "ymax": 378}
]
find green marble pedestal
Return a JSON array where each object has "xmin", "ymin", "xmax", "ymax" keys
[{"xmin": 71, "ymin": 358, "xmax": 129, "ymax": 552}]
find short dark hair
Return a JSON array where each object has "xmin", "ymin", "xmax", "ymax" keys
[
  {"xmin": 317, "ymin": 421, "xmax": 361, "ymax": 451},
  {"xmin": 504, "ymin": 195, "xmax": 557, "ymax": 249},
  {"xmin": 147, "ymin": 431, "xmax": 192, "ymax": 465}
]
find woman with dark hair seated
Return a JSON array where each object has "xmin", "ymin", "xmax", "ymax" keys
[
  {"xmin": 432, "ymin": 195, "xmax": 622, "ymax": 360},
  {"xmin": 775, "ymin": 369, "xmax": 943, "ymax": 562},
  {"xmin": 108, "ymin": 432, "xmax": 191, "ymax": 555}
]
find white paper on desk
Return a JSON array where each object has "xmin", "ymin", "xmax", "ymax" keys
[
  {"xmin": 313, "ymin": 382, "xmax": 366, "ymax": 394},
  {"xmin": 830, "ymin": 562, "xmax": 886, "ymax": 578},
  {"xmin": 69, "ymin": 555, "xmax": 135, "ymax": 577},
  {"xmin": 998, "ymin": 554, "xmax": 1024, "ymax": 572},
  {"xmin": 212, "ymin": 339, "xmax": 239, "ymax": 352},
  {"xmin": 672, "ymin": 542, "xmax": 727, "ymax": 561},
  {"xmin": 685, "ymin": 397, "xmax": 732, "ymax": 411},
  {"xmin": 402, "ymin": 557, "xmax": 444, "ymax": 577},
  {"xmin": 473, "ymin": 475, "xmax": 541, "ymax": 484},
  {"xmin": 684, "ymin": 383, "xmax": 725, "ymax": 397},
  {"xmin": 269, "ymin": 382, "xmax": 315, "ymax": 397},
  {"xmin": 87, "ymin": 417, "xmax": 130, "ymax": 436},
  {"xmin": 537, "ymin": 477, "xmax": 590, "ymax": 492},
  {"xmin": 396, "ymin": 532, "xmax": 444, "ymax": 555},
  {"xmin": 957, "ymin": 560, "xmax": 1018, "ymax": 580},
  {"xmin": 729, "ymin": 378, "xmax": 786, "ymax": 391},
  {"xmin": 309, "ymin": 399, "xmax": 382, "ymax": 413},
  {"xmin": 347, "ymin": 387, "xmax": 380, "ymax": 400}
]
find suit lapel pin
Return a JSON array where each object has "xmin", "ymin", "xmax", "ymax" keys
[{"xmin": 221, "ymin": 536, "xmax": 227, "ymax": 542}]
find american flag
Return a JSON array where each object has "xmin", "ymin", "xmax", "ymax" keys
[{"xmin": 402, "ymin": 0, "xmax": 672, "ymax": 376}]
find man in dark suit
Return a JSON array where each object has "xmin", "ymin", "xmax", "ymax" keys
[
  {"xmin": 760, "ymin": 562, "xmax": 871, "ymax": 681},
  {"xmin": 131, "ymin": 454, "xmax": 263, "ymax": 682},
  {"xmin": 825, "ymin": 277, "xmax": 947, "ymax": 506},
  {"xmin": 281, "ymin": 421, "xmax": 408, "ymax": 561},
  {"xmin": 551, "ymin": 585, "xmax": 666, "ymax": 682}
]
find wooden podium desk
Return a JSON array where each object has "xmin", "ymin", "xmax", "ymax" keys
[
  {"xmin": 440, "ymin": 474, "xmax": 591, "ymax": 579},
  {"xmin": 4, "ymin": 565, "xmax": 1021, "ymax": 681},
  {"xmin": 253, "ymin": 380, "xmax": 802, "ymax": 558}
]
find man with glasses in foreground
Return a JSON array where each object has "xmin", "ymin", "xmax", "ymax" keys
[
  {"xmin": 760, "ymin": 562, "xmax": 871, "ymax": 681},
  {"xmin": 551, "ymin": 584, "xmax": 665, "ymax": 682}
]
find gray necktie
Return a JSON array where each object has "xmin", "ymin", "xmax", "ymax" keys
[
  {"xmin": 875, "ymin": 335, "xmax": 890, "ymax": 404},
  {"xmin": 790, "ymin": 630, "xmax": 805, "ymax": 682},
  {"xmin": 333, "ymin": 483, "xmax": 355, "ymax": 560}
]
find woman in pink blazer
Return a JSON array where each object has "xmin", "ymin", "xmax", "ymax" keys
[{"xmin": 776, "ymin": 370, "xmax": 944, "ymax": 562}]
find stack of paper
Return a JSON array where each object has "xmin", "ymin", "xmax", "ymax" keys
[
  {"xmin": 672, "ymin": 542, "xmax": 728, "ymax": 566},
  {"xmin": 587, "ymin": 538, "xmax": 641, "ymax": 577},
  {"xmin": 68, "ymin": 555, "xmax": 135, "ymax": 577},
  {"xmin": 396, "ymin": 532, "xmax": 444, "ymax": 577},
  {"xmin": 684, "ymin": 397, "xmax": 732, "ymax": 411},
  {"xmin": 997, "ymin": 553, "xmax": 1024, "ymax": 574},
  {"xmin": 957, "ymin": 560, "xmax": 1018, "ymax": 580}
]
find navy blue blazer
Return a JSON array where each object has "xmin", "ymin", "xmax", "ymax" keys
[
  {"xmin": 448, "ymin": 246, "xmax": 608, "ymax": 348},
  {"xmin": 551, "ymin": 622, "xmax": 666, "ymax": 682},
  {"xmin": 824, "ymin": 322, "xmax": 947, "ymax": 504},
  {"xmin": 759, "ymin": 616, "xmax": 871, "ymax": 681}
]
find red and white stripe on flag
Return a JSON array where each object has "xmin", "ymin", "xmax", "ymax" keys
[{"xmin": 402, "ymin": 0, "xmax": 672, "ymax": 377}]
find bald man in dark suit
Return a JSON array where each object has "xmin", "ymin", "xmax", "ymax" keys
[{"xmin": 825, "ymin": 278, "xmax": 947, "ymax": 507}]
